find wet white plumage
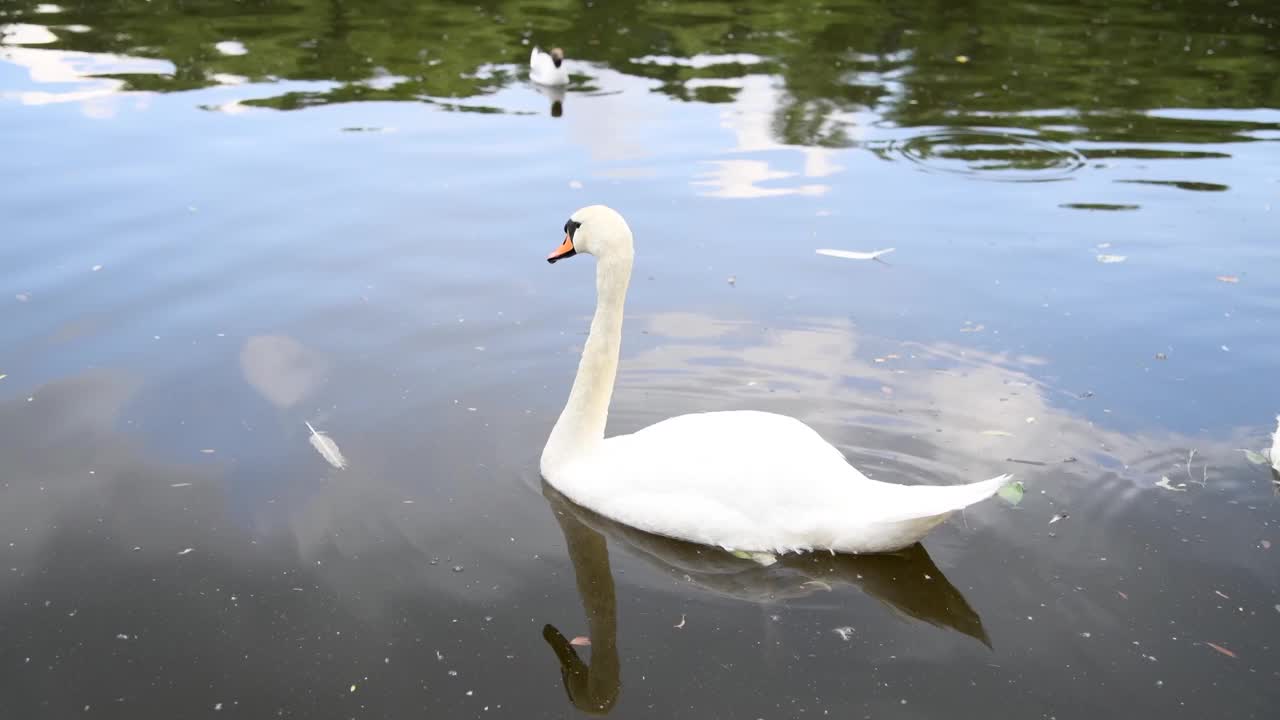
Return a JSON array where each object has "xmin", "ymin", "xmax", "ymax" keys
[
  {"xmin": 540, "ymin": 205, "xmax": 1013, "ymax": 554},
  {"xmin": 530, "ymin": 46, "xmax": 569, "ymax": 86}
]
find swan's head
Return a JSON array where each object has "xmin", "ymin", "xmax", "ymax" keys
[
  {"xmin": 546, "ymin": 205, "xmax": 634, "ymax": 264},
  {"xmin": 550, "ymin": 47, "xmax": 565, "ymax": 67}
]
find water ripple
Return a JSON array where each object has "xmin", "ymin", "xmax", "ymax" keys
[{"xmin": 874, "ymin": 127, "xmax": 1086, "ymax": 182}]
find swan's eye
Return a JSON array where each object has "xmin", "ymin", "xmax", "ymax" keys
[{"xmin": 564, "ymin": 220, "xmax": 581, "ymax": 238}]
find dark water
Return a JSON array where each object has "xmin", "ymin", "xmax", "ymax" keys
[{"xmin": 3, "ymin": 1, "xmax": 1279, "ymax": 717}]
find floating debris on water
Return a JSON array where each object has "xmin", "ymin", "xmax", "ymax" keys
[
  {"xmin": 674, "ymin": 614, "xmax": 686, "ymax": 629},
  {"xmin": 1049, "ymin": 512, "xmax": 1069, "ymax": 525},
  {"xmin": 815, "ymin": 247, "xmax": 895, "ymax": 261},
  {"xmin": 730, "ymin": 550, "xmax": 777, "ymax": 565},
  {"xmin": 306, "ymin": 421, "xmax": 347, "ymax": 470},
  {"xmin": 833, "ymin": 626, "xmax": 855, "ymax": 641},
  {"xmin": 1096, "ymin": 254, "xmax": 1127, "ymax": 264},
  {"xmin": 1204, "ymin": 642, "xmax": 1237, "ymax": 659},
  {"xmin": 1155, "ymin": 476, "xmax": 1186, "ymax": 492},
  {"xmin": 569, "ymin": 636, "xmax": 591, "ymax": 646},
  {"xmin": 997, "ymin": 481, "xmax": 1025, "ymax": 506},
  {"xmin": 1239, "ymin": 449, "xmax": 1269, "ymax": 466},
  {"xmin": 177, "ymin": 548, "xmax": 194, "ymax": 556}
]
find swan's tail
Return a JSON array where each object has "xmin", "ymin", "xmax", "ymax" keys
[
  {"xmin": 837, "ymin": 474, "xmax": 1013, "ymax": 553},
  {"xmin": 888, "ymin": 473, "xmax": 1013, "ymax": 520}
]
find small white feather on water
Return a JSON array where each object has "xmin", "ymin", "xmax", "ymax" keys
[
  {"xmin": 815, "ymin": 247, "xmax": 895, "ymax": 261},
  {"xmin": 306, "ymin": 421, "xmax": 348, "ymax": 470}
]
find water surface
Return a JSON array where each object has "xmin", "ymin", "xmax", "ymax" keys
[{"xmin": 2, "ymin": 1, "xmax": 1279, "ymax": 717}]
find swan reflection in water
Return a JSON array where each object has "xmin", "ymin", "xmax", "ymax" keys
[
  {"xmin": 539, "ymin": 483, "xmax": 990, "ymax": 715},
  {"xmin": 533, "ymin": 83, "xmax": 565, "ymax": 118}
]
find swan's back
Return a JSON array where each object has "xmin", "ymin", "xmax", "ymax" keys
[
  {"xmin": 530, "ymin": 47, "xmax": 568, "ymax": 86},
  {"xmin": 546, "ymin": 410, "xmax": 1006, "ymax": 553}
]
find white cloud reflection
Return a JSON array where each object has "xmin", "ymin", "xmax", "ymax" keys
[
  {"xmin": 0, "ymin": 37, "xmax": 170, "ymax": 116},
  {"xmin": 691, "ymin": 74, "xmax": 849, "ymax": 198}
]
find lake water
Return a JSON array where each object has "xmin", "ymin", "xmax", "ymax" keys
[{"xmin": 2, "ymin": 1, "xmax": 1278, "ymax": 717}]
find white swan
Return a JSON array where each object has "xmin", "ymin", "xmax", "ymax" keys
[
  {"xmin": 540, "ymin": 205, "xmax": 1013, "ymax": 554},
  {"xmin": 530, "ymin": 46, "xmax": 569, "ymax": 86},
  {"xmin": 1271, "ymin": 415, "xmax": 1280, "ymax": 473}
]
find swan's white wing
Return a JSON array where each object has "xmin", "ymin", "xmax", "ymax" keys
[
  {"xmin": 548, "ymin": 410, "xmax": 1008, "ymax": 554},
  {"xmin": 530, "ymin": 48, "xmax": 553, "ymax": 80},
  {"xmin": 529, "ymin": 47, "xmax": 568, "ymax": 86}
]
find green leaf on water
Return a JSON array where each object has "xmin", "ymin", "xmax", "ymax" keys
[
  {"xmin": 1239, "ymin": 449, "xmax": 1269, "ymax": 466},
  {"xmin": 997, "ymin": 480, "xmax": 1025, "ymax": 506}
]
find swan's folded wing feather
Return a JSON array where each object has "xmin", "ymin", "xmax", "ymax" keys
[{"xmin": 549, "ymin": 410, "xmax": 1009, "ymax": 554}]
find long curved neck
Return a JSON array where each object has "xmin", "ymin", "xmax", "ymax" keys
[{"xmin": 543, "ymin": 254, "xmax": 633, "ymax": 470}]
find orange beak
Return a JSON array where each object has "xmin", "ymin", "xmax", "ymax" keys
[{"xmin": 547, "ymin": 234, "xmax": 577, "ymax": 263}]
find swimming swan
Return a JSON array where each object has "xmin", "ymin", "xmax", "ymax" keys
[
  {"xmin": 1271, "ymin": 415, "xmax": 1280, "ymax": 472},
  {"xmin": 540, "ymin": 205, "xmax": 1012, "ymax": 554},
  {"xmin": 530, "ymin": 46, "xmax": 569, "ymax": 86}
]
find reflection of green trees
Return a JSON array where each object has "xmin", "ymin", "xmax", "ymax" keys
[{"xmin": 8, "ymin": 0, "xmax": 1279, "ymax": 143}]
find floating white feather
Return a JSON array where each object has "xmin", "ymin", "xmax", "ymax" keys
[
  {"xmin": 306, "ymin": 421, "xmax": 347, "ymax": 470},
  {"xmin": 815, "ymin": 247, "xmax": 895, "ymax": 261}
]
